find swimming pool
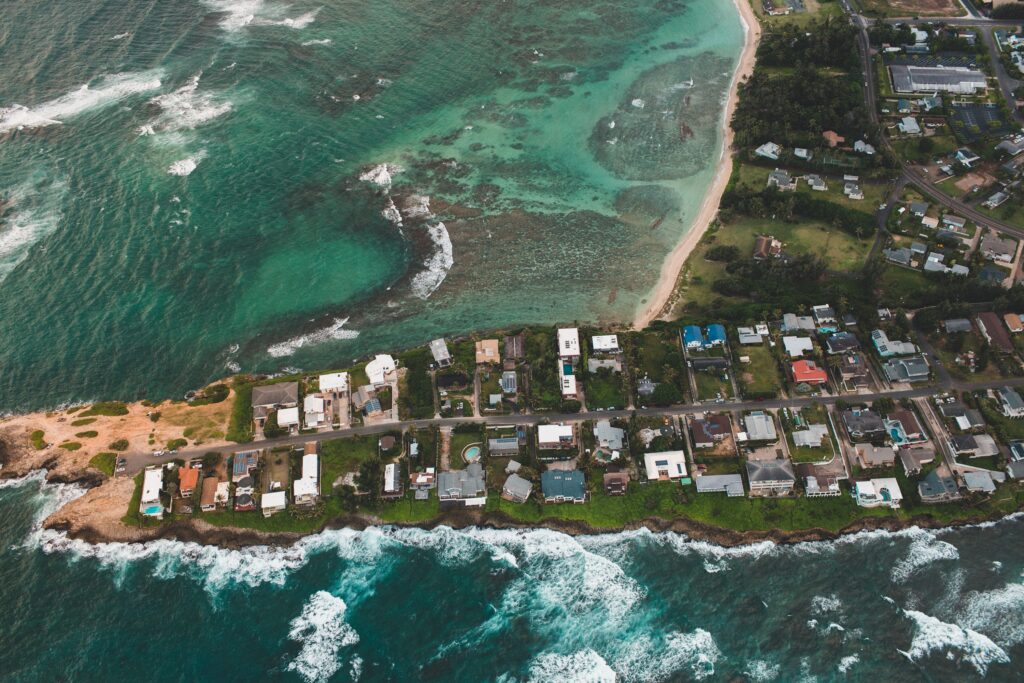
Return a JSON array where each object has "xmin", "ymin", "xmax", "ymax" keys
[
  {"xmin": 143, "ymin": 504, "xmax": 162, "ymax": 516},
  {"xmin": 463, "ymin": 445, "xmax": 481, "ymax": 463}
]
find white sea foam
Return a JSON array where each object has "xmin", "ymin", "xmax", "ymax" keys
[
  {"xmin": 266, "ymin": 317, "xmax": 359, "ymax": 358},
  {"xmin": 359, "ymin": 163, "xmax": 402, "ymax": 190},
  {"xmin": 109, "ymin": 32, "xmax": 131, "ymax": 40},
  {"xmin": 528, "ymin": 649, "xmax": 616, "ymax": 683},
  {"xmin": 902, "ymin": 609, "xmax": 1009, "ymax": 676},
  {"xmin": 301, "ymin": 38, "xmax": 332, "ymax": 46},
  {"xmin": 0, "ymin": 70, "xmax": 162, "ymax": 133},
  {"xmin": 631, "ymin": 98, "xmax": 645, "ymax": 108},
  {"xmin": 286, "ymin": 591, "xmax": 359, "ymax": 683},
  {"xmin": 148, "ymin": 74, "xmax": 233, "ymax": 133},
  {"xmin": 167, "ymin": 149, "xmax": 207, "ymax": 176},
  {"xmin": 745, "ymin": 660, "xmax": 781, "ymax": 681},
  {"xmin": 0, "ymin": 471, "xmax": 88, "ymax": 548},
  {"xmin": 610, "ymin": 630, "xmax": 721, "ymax": 682},
  {"xmin": 891, "ymin": 531, "xmax": 959, "ymax": 582},
  {"xmin": 0, "ymin": 175, "xmax": 67, "ymax": 283},
  {"xmin": 810, "ymin": 594, "xmax": 842, "ymax": 615},
  {"xmin": 410, "ymin": 222, "xmax": 453, "ymax": 299},
  {"xmin": 201, "ymin": 0, "xmax": 262, "ymax": 31},
  {"xmin": 837, "ymin": 654, "xmax": 859, "ymax": 674},
  {"xmin": 401, "ymin": 194, "xmax": 433, "ymax": 219},
  {"xmin": 257, "ymin": 7, "xmax": 320, "ymax": 28},
  {"xmin": 958, "ymin": 581, "xmax": 1024, "ymax": 647}
]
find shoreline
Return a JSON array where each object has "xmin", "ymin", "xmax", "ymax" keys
[{"xmin": 632, "ymin": 0, "xmax": 760, "ymax": 330}]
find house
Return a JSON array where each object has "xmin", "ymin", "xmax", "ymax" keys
[
  {"xmin": 745, "ymin": 459, "xmax": 796, "ymax": 494},
  {"xmin": 980, "ymin": 232, "xmax": 1017, "ymax": 262},
  {"xmin": 884, "ymin": 247, "xmax": 912, "ymax": 266},
  {"xmin": 755, "ymin": 142, "xmax": 781, "ymax": 160},
  {"xmin": 753, "ymin": 235, "xmax": 783, "ymax": 259},
  {"xmin": 843, "ymin": 182, "xmax": 864, "ymax": 200},
  {"xmin": 1008, "ymin": 460, "xmax": 1024, "ymax": 480},
  {"xmin": 783, "ymin": 336, "xmax": 814, "ymax": 358},
  {"xmin": 591, "ymin": 334, "xmax": 620, "ymax": 354},
  {"xmin": 603, "ymin": 470, "xmax": 630, "ymax": 496},
  {"xmin": 854, "ymin": 140, "xmax": 875, "ymax": 155},
  {"xmin": 140, "ymin": 466, "xmax": 164, "ymax": 519},
  {"xmin": 838, "ymin": 352, "xmax": 870, "ymax": 387},
  {"xmin": 822, "ymin": 130, "xmax": 845, "ymax": 147},
  {"xmin": 690, "ymin": 414, "xmax": 732, "ymax": 449},
  {"xmin": 737, "ymin": 326, "xmax": 763, "ymax": 345},
  {"xmin": 475, "ymin": 339, "xmax": 500, "ymax": 365},
  {"xmin": 303, "ymin": 394, "xmax": 326, "ymax": 430},
  {"xmin": 232, "ymin": 450, "xmax": 259, "ymax": 482},
  {"xmin": 896, "ymin": 98, "xmax": 912, "ymax": 114},
  {"xmin": 921, "ymin": 215, "xmax": 939, "ymax": 229},
  {"xmin": 276, "ymin": 406, "xmax": 300, "ymax": 433},
  {"xmin": 956, "ymin": 148, "xmax": 981, "ymax": 168},
  {"xmin": 944, "ymin": 318, "xmax": 972, "ymax": 334},
  {"xmin": 178, "ymin": 464, "xmax": 200, "ymax": 498},
  {"xmin": 430, "ymin": 338, "xmax": 452, "ymax": 367},
  {"xmin": 200, "ymin": 476, "xmax": 219, "ymax": 512},
  {"xmin": 489, "ymin": 437, "xmax": 520, "ymax": 455},
  {"xmin": 812, "ymin": 304, "xmax": 836, "ymax": 326},
  {"xmin": 593, "ymin": 420, "xmax": 626, "ymax": 451},
  {"xmin": 996, "ymin": 136, "xmax": 1024, "ymax": 157},
  {"xmin": 853, "ymin": 478, "xmax": 903, "ymax": 508},
  {"xmin": 949, "ymin": 433, "xmax": 1000, "ymax": 458},
  {"xmin": 541, "ymin": 470, "xmax": 586, "ymax": 503},
  {"xmin": 976, "ymin": 312, "xmax": 1015, "ymax": 353},
  {"xmin": 251, "ymin": 382, "xmax": 299, "ymax": 428},
  {"xmin": 883, "ymin": 355, "xmax": 930, "ymax": 383},
  {"xmin": 792, "ymin": 424, "xmax": 830, "ymax": 449},
  {"xmin": 794, "ymin": 147, "xmax": 812, "ymax": 160},
  {"xmin": 898, "ymin": 117, "xmax": 921, "ymax": 135},
  {"xmin": 826, "ymin": 332, "xmax": 860, "ymax": 354},
  {"xmin": 806, "ymin": 174, "xmax": 827, "ymax": 191},
  {"xmin": 438, "ymin": 463, "xmax": 486, "ymax": 504},
  {"xmin": 692, "ymin": 357, "xmax": 729, "ymax": 371},
  {"xmin": 293, "ymin": 443, "xmax": 320, "ymax": 506},
  {"xmin": 871, "ymin": 329, "xmax": 917, "ymax": 357},
  {"xmin": 683, "ymin": 325, "xmax": 706, "ymax": 349},
  {"xmin": 261, "ymin": 490, "xmax": 287, "ymax": 517},
  {"xmin": 890, "ymin": 409, "xmax": 925, "ymax": 441},
  {"xmin": 942, "ymin": 214, "xmax": 967, "ymax": 232},
  {"xmin": 963, "ymin": 470, "xmax": 997, "ymax": 494},
  {"xmin": 705, "ymin": 324, "xmax": 727, "ymax": 346},
  {"xmin": 1004, "ymin": 313, "xmax": 1024, "ymax": 333},
  {"xmin": 695, "ymin": 474, "xmax": 745, "ymax": 496},
  {"xmin": 767, "ymin": 168, "xmax": 797, "ymax": 191},
  {"xmin": 381, "ymin": 462, "xmax": 402, "ymax": 499},
  {"xmin": 365, "ymin": 354, "xmax": 396, "ymax": 385},
  {"xmin": 644, "ymin": 451, "xmax": 688, "ymax": 480},
  {"xmin": 743, "ymin": 411, "xmax": 778, "ymax": 441},
  {"xmin": 537, "ymin": 424, "xmax": 575, "ymax": 449},
  {"xmin": 782, "ymin": 313, "xmax": 816, "ymax": 332},
  {"xmin": 790, "ymin": 359, "xmax": 828, "ymax": 385},
  {"xmin": 899, "ymin": 447, "xmax": 935, "ymax": 476},
  {"xmin": 560, "ymin": 373, "xmax": 577, "ymax": 398},
  {"xmin": 557, "ymin": 328, "xmax": 581, "ymax": 359},
  {"xmin": 857, "ymin": 444, "xmax": 896, "ymax": 468},
  {"xmin": 939, "ymin": 402, "xmax": 985, "ymax": 430},
  {"xmin": 998, "ymin": 387, "xmax": 1024, "ymax": 418},
  {"xmin": 909, "ymin": 201, "xmax": 929, "ymax": 217},
  {"xmin": 502, "ymin": 473, "xmax": 533, "ymax": 503},
  {"xmin": 889, "ymin": 64, "xmax": 986, "ymax": 94},
  {"xmin": 500, "ymin": 371, "xmax": 517, "ymax": 394},
  {"xmin": 801, "ymin": 468, "xmax": 841, "ymax": 497},
  {"xmin": 319, "ymin": 371, "xmax": 348, "ymax": 396},
  {"xmin": 504, "ymin": 332, "xmax": 525, "ymax": 359},
  {"xmin": 984, "ymin": 191, "xmax": 1009, "ymax": 209},
  {"xmin": 409, "ymin": 468, "xmax": 436, "ymax": 491},
  {"xmin": 842, "ymin": 408, "xmax": 886, "ymax": 441},
  {"xmin": 919, "ymin": 470, "xmax": 961, "ymax": 503}
]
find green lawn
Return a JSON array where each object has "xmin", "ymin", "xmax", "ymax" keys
[
  {"xmin": 585, "ymin": 370, "xmax": 627, "ymax": 410},
  {"xmin": 736, "ymin": 345, "xmax": 783, "ymax": 398},
  {"xmin": 450, "ymin": 427, "xmax": 484, "ymax": 469},
  {"xmin": 321, "ymin": 435, "xmax": 381, "ymax": 489},
  {"xmin": 88, "ymin": 452, "xmax": 116, "ymax": 476},
  {"xmin": 890, "ymin": 132, "xmax": 960, "ymax": 164},
  {"xmin": 695, "ymin": 370, "xmax": 733, "ymax": 401},
  {"xmin": 877, "ymin": 265, "xmax": 938, "ymax": 308}
]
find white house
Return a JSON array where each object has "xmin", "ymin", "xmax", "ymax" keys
[
  {"xmin": 898, "ymin": 117, "xmax": 921, "ymax": 135},
  {"xmin": 293, "ymin": 452, "xmax": 320, "ymax": 506},
  {"xmin": 557, "ymin": 328, "xmax": 581, "ymax": 359},
  {"xmin": 538, "ymin": 424, "xmax": 575, "ymax": 449},
  {"xmin": 365, "ymin": 354, "xmax": 396, "ymax": 385},
  {"xmin": 755, "ymin": 142, "xmax": 782, "ymax": 160},
  {"xmin": 783, "ymin": 336, "xmax": 814, "ymax": 358},
  {"xmin": 261, "ymin": 490, "xmax": 287, "ymax": 517},
  {"xmin": 853, "ymin": 478, "xmax": 903, "ymax": 508},
  {"xmin": 644, "ymin": 451, "xmax": 688, "ymax": 481},
  {"xmin": 277, "ymin": 406, "xmax": 300, "ymax": 431},
  {"xmin": 303, "ymin": 395, "xmax": 325, "ymax": 429},
  {"xmin": 140, "ymin": 466, "xmax": 164, "ymax": 519},
  {"xmin": 591, "ymin": 334, "xmax": 620, "ymax": 354},
  {"xmin": 560, "ymin": 373, "xmax": 578, "ymax": 398},
  {"xmin": 319, "ymin": 372, "xmax": 349, "ymax": 394}
]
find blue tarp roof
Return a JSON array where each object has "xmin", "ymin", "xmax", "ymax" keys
[
  {"xmin": 706, "ymin": 324, "xmax": 726, "ymax": 342},
  {"xmin": 683, "ymin": 325, "xmax": 705, "ymax": 346}
]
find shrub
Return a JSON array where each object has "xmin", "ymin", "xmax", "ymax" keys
[
  {"xmin": 80, "ymin": 401, "xmax": 129, "ymax": 417},
  {"xmin": 30, "ymin": 430, "xmax": 46, "ymax": 450},
  {"xmin": 89, "ymin": 452, "xmax": 117, "ymax": 476},
  {"xmin": 262, "ymin": 411, "xmax": 285, "ymax": 439},
  {"xmin": 70, "ymin": 418, "xmax": 96, "ymax": 427},
  {"xmin": 59, "ymin": 442, "xmax": 82, "ymax": 451},
  {"xmin": 149, "ymin": 411, "xmax": 161, "ymax": 423},
  {"xmin": 108, "ymin": 438, "xmax": 129, "ymax": 451},
  {"xmin": 166, "ymin": 438, "xmax": 188, "ymax": 451},
  {"xmin": 75, "ymin": 430, "xmax": 99, "ymax": 438},
  {"xmin": 226, "ymin": 382, "xmax": 254, "ymax": 443},
  {"xmin": 189, "ymin": 383, "xmax": 230, "ymax": 406}
]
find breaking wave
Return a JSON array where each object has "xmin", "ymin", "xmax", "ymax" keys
[
  {"xmin": 0, "ymin": 174, "xmax": 67, "ymax": 283},
  {"xmin": 167, "ymin": 150, "xmax": 207, "ymax": 176},
  {"xmin": 266, "ymin": 317, "xmax": 359, "ymax": 358},
  {"xmin": 410, "ymin": 222, "xmax": 453, "ymax": 299},
  {"xmin": 147, "ymin": 73, "xmax": 233, "ymax": 133},
  {"xmin": 891, "ymin": 530, "xmax": 960, "ymax": 582},
  {"xmin": 901, "ymin": 609, "xmax": 1009, "ymax": 676},
  {"xmin": 528, "ymin": 649, "xmax": 616, "ymax": 683},
  {"xmin": 286, "ymin": 591, "xmax": 359, "ymax": 683},
  {"xmin": 0, "ymin": 70, "xmax": 162, "ymax": 133}
]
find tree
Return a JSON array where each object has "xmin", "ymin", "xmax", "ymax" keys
[{"xmin": 356, "ymin": 457, "xmax": 383, "ymax": 505}]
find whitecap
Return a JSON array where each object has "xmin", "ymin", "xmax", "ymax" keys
[
  {"xmin": 257, "ymin": 7, "xmax": 321, "ymax": 29},
  {"xmin": 266, "ymin": 317, "xmax": 359, "ymax": 358},
  {"xmin": 528, "ymin": 649, "xmax": 616, "ymax": 683},
  {"xmin": 891, "ymin": 530, "xmax": 959, "ymax": 582},
  {"xmin": 902, "ymin": 609, "xmax": 1009, "ymax": 676},
  {"xmin": 147, "ymin": 73, "xmax": 233, "ymax": 133},
  {"xmin": 631, "ymin": 98, "xmax": 645, "ymax": 109},
  {"xmin": 409, "ymin": 222, "xmax": 453, "ymax": 299},
  {"xmin": 837, "ymin": 654, "xmax": 859, "ymax": 674},
  {"xmin": 810, "ymin": 594, "xmax": 842, "ymax": 615},
  {"xmin": 0, "ymin": 70, "xmax": 163, "ymax": 133},
  {"xmin": 745, "ymin": 659, "xmax": 780, "ymax": 681},
  {"xmin": 0, "ymin": 175, "xmax": 68, "ymax": 283},
  {"xmin": 201, "ymin": 0, "xmax": 262, "ymax": 31},
  {"xmin": 359, "ymin": 163, "xmax": 402, "ymax": 190},
  {"xmin": 109, "ymin": 32, "xmax": 131, "ymax": 40},
  {"xmin": 167, "ymin": 149, "xmax": 207, "ymax": 176},
  {"xmin": 301, "ymin": 38, "xmax": 332, "ymax": 46},
  {"xmin": 610, "ymin": 629, "xmax": 721, "ymax": 682},
  {"xmin": 958, "ymin": 581, "xmax": 1024, "ymax": 647},
  {"xmin": 286, "ymin": 591, "xmax": 359, "ymax": 683}
]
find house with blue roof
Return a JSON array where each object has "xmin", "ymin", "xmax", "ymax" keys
[
  {"xmin": 705, "ymin": 324, "xmax": 727, "ymax": 346},
  {"xmin": 683, "ymin": 325, "xmax": 706, "ymax": 350}
]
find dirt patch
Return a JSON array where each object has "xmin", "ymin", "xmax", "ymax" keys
[{"xmin": 954, "ymin": 171, "xmax": 995, "ymax": 193}]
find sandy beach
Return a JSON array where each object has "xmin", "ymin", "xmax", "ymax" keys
[{"xmin": 632, "ymin": 0, "xmax": 761, "ymax": 329}]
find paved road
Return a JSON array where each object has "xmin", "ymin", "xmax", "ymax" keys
[{"xmin": 122, "ymin": 374, "xmax": 1024, "ymax": 475}]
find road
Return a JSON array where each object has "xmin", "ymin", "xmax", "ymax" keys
[{"xmin": 122, "ymin": 374, "xmax": 1024, "ymax": 475}]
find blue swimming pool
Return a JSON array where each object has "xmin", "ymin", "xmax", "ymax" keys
[
  {"xmin": 143, "ymin": 504, "xmax": 162, "ymax": 516},
  {"xmin": 463, "ymin": 445, "xmax": 481, "ymax": 463}
]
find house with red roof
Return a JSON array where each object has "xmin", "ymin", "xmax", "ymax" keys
[{"xmin": 790, "ymin": 359, "xmax": 828, "ymax": 385}]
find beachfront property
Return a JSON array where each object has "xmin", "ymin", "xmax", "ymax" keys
[
  {"xmin": 430, "ymin": 338, "xmax": 452, "ymax": 367},
  {"xmin": 899, "ymin": 447, "xmax": 936, "ymax": 476},
  {"xmin": 557, "ymin": 328, "xmax": 581, "ymax": 360},
  {"xmin": 853, "ymin": 478, "xmax": 904, "ymax": 509},
  {"xmin": 234, "ymin": 470, "xmax": 256, "ymax": 512},
  {"xmin": 705, "ymin": 324, "xmax": 727, "ymax": 347},
  {"xmin": 318, "ymin": 371, "xmax": 350, "ymax": 426},
  {"xmin": 438, "ymin": 463, "xmax": 487, "ymax": 506},
  {"xmin": 603, "ymin": 470, "xmax": 630, "ymax": 496},
  {"xmin": 537, "ymin": 423, "xmax": 575, "ymax": 450},
  {"xmin": 643, "ymin": 451, "xmax": 688, "ymax": 481},
  {"xmin": 502, "ymin": 473, "xmax": 533, "ymax": 503},
  {"xmin": 742, "ymin": 411, "xmax": 778, "ymax": 442},
  {"xmin": 695, "ymin": 474, "xmax": 745, "ymax": 497},
  {"xmin": 767, "ymin": 168, "xmax": 797, "ymax": 191},
  {"xmin": 683, "ymin": 325, "xmax": 706, "ymax": 350},
  {"xmin": 199, "ymin": 476, "xmax": 219, "ymax": 512},
  {"xmin": 293, "ymin": 443, "xmax": 320, "ymax": 506},
  {"xmin": 745, "ymin": 460, "xmax": 796, "ymax": 495},
  {"xmin": 382, "ymin": 462, "xmax": 403, "ymax": 500},
  {"xmin": 365, "ymin": 354, "xmax": 397, "ymax": 385},
  {"xmin": 251, "ymin": 381, "xmax": 299, "ymax": 432},
  {"xmin": 754, "ymin": 141, "xmax": 781, "ymax": 160},
  {"xmin": 177, "ymin": 464, "xmax": 200, "ymax": 498},
  {"xmin": 998, "ymin": 387, "xmax": 1024, "ymax": 418},
  {"xmin": 963, "ymin": 471, "xmax": 997, "ymax": 494},
  {"xmin": 591, "ymin": 334, "xmax": 620, "ymax": 355},
  {"xmin": 798, "ymin": 464, "xmax": 841, "ymax": 497},
  {"xmin": 261, "ymin": 490, "xmax": 286, "ymax": 517},
  {"xmin": 889, "ymin": 65, "xmax": 986, "ymax": 94},
  {"xmin": 919, "ymin": 470, "xmax": 962, "ymax": 503},
  {"xmin": 541, "ymin": 470, "xmax": 586, "ymax": 504},
  {"xmin": 472, "ymin": 339, "xmax": 499, "ymax": 365},
  {"xmin": 140, "ymin": 466, "xmax": 164, "ymax": 519}
]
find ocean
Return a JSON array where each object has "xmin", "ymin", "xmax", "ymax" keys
[
  {"xmin": 2, "ymin": 473, "xmax": 1024, "ymax": 681},
  {"xmin": 0, "ymin": 0, "xmax": 743, "ymax": 412}
]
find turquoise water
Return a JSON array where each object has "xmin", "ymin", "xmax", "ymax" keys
[
  {"xmin": 0, "ymin": 0, "xmax": 743, "ymax": 411},
  {"xmin": 3, "ymin": 474, "xmax": 1024, "ymax": 681},
  {"xmin": 463, "ymin": 445, "xmax": 481, "ymax": 463}
]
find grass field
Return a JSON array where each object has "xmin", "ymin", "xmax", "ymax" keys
[
  {"xmin": 695, "ymin": 370, "xmax": 733, "ymax": 401},
  {"xmin": 858, "ymin": 0, "xmax": 963, "ymax": 17},
  {"xmin": 321, "ymin": 435, "xmax": 380, "ymax": 489},
  {"xmin": 585, "ymin": 370, "xmax": 627, "ymax": 410},
  {"xmin": 88, "ymin": 452, "xmax": 116, "ymax": 476},
  {"xmin": 736, "ymin": 345, "xmax": 783, "ymax": 397}
]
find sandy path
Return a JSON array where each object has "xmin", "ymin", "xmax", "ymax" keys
[{"xmin": 632, "ymin": 0, "xmax": 761, "ymax": 329}]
